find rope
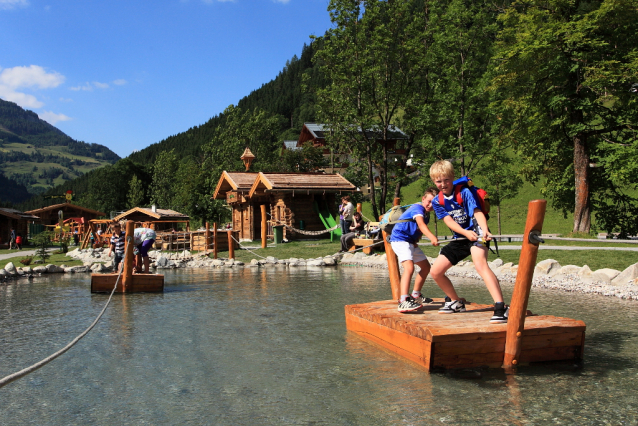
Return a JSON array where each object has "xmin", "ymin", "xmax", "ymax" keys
[
  {"xmin": 229, "ymin": 234, "xmax": 269, "ymax": 259},
  {"xmin": 280, "ymin": 222, "xmax": 339, "ymax": 236},
  {"xmin": 0, "ymin": 248, "xmax": 125, "ymax": 388}
]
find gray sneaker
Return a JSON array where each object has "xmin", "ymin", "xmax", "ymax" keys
[
  {"xmin": 398, "ymin": 296, "xmax": 422, "ymax": 313},
  {"xmin": 438, "ymin": 300, "xmax": 466, "ymax": 314}
]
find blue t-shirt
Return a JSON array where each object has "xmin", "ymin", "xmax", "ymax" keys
[
  {"xmin": 389, "ymin": 203, "xmax": 430, "ymax": 244},
  {"xmin": 432, "ymin": 188, "xmax": 481, "ymax": 239}
]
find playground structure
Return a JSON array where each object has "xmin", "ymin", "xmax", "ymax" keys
[
  {"xmin": 213, "ymin": 149, "xmax": 357, "ymax": 242},
  {"xmin": 345, "ymin": 199, "xmax": 586, "ymax": 371}
]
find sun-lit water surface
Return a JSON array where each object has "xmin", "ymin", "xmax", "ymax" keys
[{"xmin": 1, "ymin": 267, "xmax": 637, "ymax": 425}]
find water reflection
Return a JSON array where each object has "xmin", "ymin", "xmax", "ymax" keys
[{"xmin": 0, "ymin": 267, "xmax": 637, "ymax": 425}]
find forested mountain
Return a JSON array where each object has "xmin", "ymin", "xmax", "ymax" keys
[
  {"xmin": 0, "ymin": 98, "xmax": 121, "ymax": 197},
  {"xmin": 128, "ymin": 43, "xmax": 323, "ymax": 165}
]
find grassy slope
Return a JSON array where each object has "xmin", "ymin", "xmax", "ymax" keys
[{"xmin": 0, "ymin": 142, "xmax": 110, "ymax": 192}]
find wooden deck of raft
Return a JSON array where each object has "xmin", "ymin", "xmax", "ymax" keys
[
  {"xmin": 345, "ymin": 298, "xmax": 585, "ymax": 371},
  {"xmin": 91, "ymin": 273, "xmax": 164, "ymax": 293}
]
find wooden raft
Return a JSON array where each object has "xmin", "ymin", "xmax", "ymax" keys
[
  {"xmin": 91, "ymin": 273, "xmax": 164, "ymax": 293},
  {"xmin": 345, "ymin": 298, "xmax": 585, "ymax": 371},
  {"xmin": 90, "ymin": 219, "xmax": 164, "ymax": 293}
]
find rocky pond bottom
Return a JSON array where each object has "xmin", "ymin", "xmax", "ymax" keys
[{"xmin": 1, "ymin": 268, "xmax": 637, "ymax": 425}]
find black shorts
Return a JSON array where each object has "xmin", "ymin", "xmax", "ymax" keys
[{"xmin": 439, "ymin": 239, "xmax": 484, "ymax": 265}]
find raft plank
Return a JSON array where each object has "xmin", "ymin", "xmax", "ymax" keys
[
  {"xmin": 90, "ymin": 273, "xmax": 164, "ymax": 293},
  {"xmin": 345, "ymin": 299, "xmax": 585, "ymax": 371}
]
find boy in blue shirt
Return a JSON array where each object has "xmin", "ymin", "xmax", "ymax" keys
[
  {"xmin": 389, "ymin": 188, "xmax": 439, "ymax": 313},
  {"xmin": 429, "ymin": 160, "xmax": 508, "ymax": 323}
]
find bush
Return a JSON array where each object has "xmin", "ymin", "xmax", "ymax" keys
[{"xmin": 31, "ymin": 231, "xmax": 52, "ymax": 263}]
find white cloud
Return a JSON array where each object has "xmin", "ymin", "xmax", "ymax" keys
[
  {"xmin": 113, "ymin": 79, "xmax": 127, "ymax": 86},
  {"xmin": 70, "ymin": 81, "xmax": 112, "ymax": 91},
  {"xmin": 0, "ymin": 65, "xmax": 64, "ymax": 108},
  {"xmin": 59, "ymin": 97, "xmax": 73, "ymax": 102},
  {"xmin": 39, "ymin": 110, "xmax": 72, "ymax": 125},
  {"xmin": 273, "ymin": 0, "xmax": 291, "ymax": 3},
  {"xmin": 0, "ymin": 65, "xmax": 64, "ymax": 90},
  {"xmin": 0, "ymin": 0, "xmax": 29, "ymax": 10}
]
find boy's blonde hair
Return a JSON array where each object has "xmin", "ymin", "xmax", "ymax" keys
[{"xmin": 429, "ymin": 160, "xmax": 455, "ymax": 180}]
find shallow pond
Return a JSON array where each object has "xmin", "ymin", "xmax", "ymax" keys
[{"xmin": 1, "ymin": 267, "xmax": 637, "ymax": 425}]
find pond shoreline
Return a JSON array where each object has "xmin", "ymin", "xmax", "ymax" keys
[{"xmin": 2, "ymin": 247, "xmax": 637, "ymax": 301}]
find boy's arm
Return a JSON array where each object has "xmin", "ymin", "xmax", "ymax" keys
[
  {"xmin": 473, "ymin": 210, "xmax": 491, "ymax": 241},
  {"xmin": 415, "ymin": 216, "xmax": 438, "ymax": 246},
  {"xmin": 442, "ymin": 216, "xmax": 479, "ymax": 241}
]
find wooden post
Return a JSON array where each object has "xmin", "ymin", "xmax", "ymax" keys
[
  {"xmin": 122, "ymin": 220, "xmax": 135, "ymax": 293},
  {"xmin": 261, "ymin": 205, "xmax": 267, "ymax": 249},
  {"xmin": 205, "ymin": 222, "xmax": 211, "ymax": 254},
  {"xmin": 383, "ymin": 197, "xmax": 402, "ymax": 301},
  {"xmin": 228, "ymin": 230, "xmax": 235, "ymax": 260},
  {"xmin": 213, "ymin": 223, "xmax": 218, "ymax": 259},
  {"xmin": 503, "ymin": 199, "xmax": 547, "ymax": 369}
]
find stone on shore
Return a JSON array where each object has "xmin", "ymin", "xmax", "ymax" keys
[
  {"xmin": 591, "ymin": 268, "xmax": 621, "ymax": 284},
  {"xmin": 534, "ymin": 259, "xmax": 560, "ymax": 276},
  {"xmin": 33, "ymin": 266, "xmax": 47, "ymax": 274},
  {"xmin": 611, "ymin": 263, "xmax": 638, "ymax": 286},
  {"xmin": 4, "ymin": 262, "xmax": 17, "ymax": 275}
]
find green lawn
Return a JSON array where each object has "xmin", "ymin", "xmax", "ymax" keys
[{"xmin": 1, "ymin": 252, "xmax": 83, "ymax": 270}]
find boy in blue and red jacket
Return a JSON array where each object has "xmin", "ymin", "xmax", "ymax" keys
[{"xmin": 429, "ymin": 160, "xmax": 508, "ymax": 323}]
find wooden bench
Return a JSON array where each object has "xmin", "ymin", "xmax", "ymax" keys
[{"xmin": 350, "ymin": 222, "xmax": 383, "ymax": 254}]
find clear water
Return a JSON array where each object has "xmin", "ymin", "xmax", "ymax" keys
[{"xmin": 1, "ymin": 267, "xmax": 637, "ymax": 425}]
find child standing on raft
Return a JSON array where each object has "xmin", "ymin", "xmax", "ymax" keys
[
  {"xmin": 389, "ymin": 188, "xmax": 439, "ymax": 313},
  {"xmin": 133, "ymin": 227, "xmax": 156, "ymax": 274},
  {"xmin": 428, "ymin": 160, "xmax": 508, "ymax": 323}
]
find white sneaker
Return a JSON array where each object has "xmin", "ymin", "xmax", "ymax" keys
[{"xmin": 438, "ymin": 300, "xmax": 466, "ymax": 314}]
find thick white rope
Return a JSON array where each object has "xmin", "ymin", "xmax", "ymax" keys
[{"xmin": 0, "ymin": 255, "xmax": 125, "ymax": 388}]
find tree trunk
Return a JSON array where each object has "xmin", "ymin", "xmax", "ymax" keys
[
  {"xmin": 497, "ymin": 204, "xmax": 502, "ymax": 236},
  {"xmin": 573, "ymin": 132, "xmax": 591, "ymax": 233}
]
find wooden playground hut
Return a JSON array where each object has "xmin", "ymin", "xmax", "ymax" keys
[
  {"xmin": 26, "ymin": 203, "xmax": 105, "ymax": 227},
  {"xmin": 112, "ymin": 207, "xmax": 190, "ymax": 232},
  {"xmin": 213, "ymin": 171, "xmax": 357, "ymax": 241},
  {"xmin": 0, "ymin": 208, "xmax": 41, "ymax": 246}
]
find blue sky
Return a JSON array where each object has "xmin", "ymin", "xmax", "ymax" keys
[{"xmin": 0, "ymin": 0, "xmax": 333, "ymax": 158}]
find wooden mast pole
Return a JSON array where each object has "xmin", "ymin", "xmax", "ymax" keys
[
  {"xmin": 383, "ymin": 197, "xmax": 402, "ymax": 301},
  {"xmin": 261, "ymin": 204, "xmax": 267, "ymax": 249},
  {"xmin": 503, "ymin": 199, "xmax": 547, "ymax": 369},
  {"xmin": 205, "ymin": 222, "xmax": 211, "ymax": 254},
  {"xmin": 228, "ymin": 230, "xmax": 235, "ymax": 260},
  {"xmin": 213, "ymin": 223, "xmax": 218, "ymax": 259},
  {"xmin": 122, "ymin": 220, "xmax": 135, "ymax": 293}
]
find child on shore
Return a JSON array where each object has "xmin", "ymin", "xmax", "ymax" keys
[
  {"xmin": 428, "ymin": 160, "xmax": 508, "ymax": 323},
  {"xmin": 389, "ymin": 188, "xmax": 439, "ymax": 313}
]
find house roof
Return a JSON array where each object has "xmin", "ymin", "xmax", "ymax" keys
[
  {"xmin": 248, "ymin": 172, "xmax": 356, "ymax": 198},
  {"xmin": 113, "ymin": 207, "xmax": 190, "ymax": 222},
  {"xmin": 0, "ymin": 207, "xmax": 40, "ymax": 221},
  {"xmin": 212, "ymin": 171, "xmax": 259, "ymax": 200},
  {"xmin": 299, "ymin": 123, "xmax": 408, "ymax": 146},
  {"xmin": 25, "ymin": 202, "xmax": 105, "ymax": 217},
  {"xmin": 283, "ymin": 140, "xmax": 301, "ymax": 151}
]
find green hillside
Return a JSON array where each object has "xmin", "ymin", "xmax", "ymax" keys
[{"xmin": 0, "ymin": 98, "xmax": 120, "ymax": 198}]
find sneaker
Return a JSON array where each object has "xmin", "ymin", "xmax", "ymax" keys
[
  {"xmin": 438, "ymin": 300, "xmax": 466, "ymax": 314},
  {"xmin": 398, "ymin": 296, "xmax": 422, "ymax": 313},
  {"xmin": 413, "ymin": 293, "xmax": 433, "ymax": 306},
  {"xmin": 490, "ymin": 302, "xmax": 509, "ymax": 323},
  {"xmin": 444, "ymin": 296, "xmax": 451, "ymax": 303}
]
